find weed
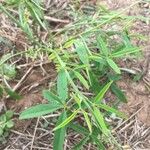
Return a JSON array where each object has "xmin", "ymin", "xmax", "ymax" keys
[
  {"xmin": 0, "ymin": 0, "xmax": 144, "ymax": 149},
  {"xmin": 0, "ymin": 110, "xmax": 14, "ymax": 143}
]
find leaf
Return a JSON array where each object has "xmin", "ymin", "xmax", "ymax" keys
[
  {"xmin": 97, "ymin": 35, "xmax": 108, "ymax": 56},
  {"xmin": 73, "ymin": 136, "xmax": 89, "ymax": 150},
  {"xmin": 43, "ymin": 90, "xmax": 63, "ymax": 105},
  {"xmin": 25, "ymin": 1, "xmax": 47, "ymax": 30},
  {"xmin": 106, "ymin": 58, "xmax": 121, "ymax": 74},
  {"xmin": 5, "ymin": 110, "xmax": 13, "ymax": 119},
  {"xmin": 0, "ymin": 128, "xmax": 3, "ymax": 136},
  {"xmin": 0, "ymin": 53, "xmax": 12, "ymax": 66},
  {"xmin": 63, "ymin": 38, "xmax": 75, "ymax": 48},
  {"xmin": 53, "ymin": 110, "xmax": 79, "ymax": 131},
  {"xmin": 20, "ymin": 103, "xmax": 62, "ymax": 119},
  {"xmin": 5, "ymin": 88, "xmax": 21, "ymax": 100},
  {"xmin": 6, "ymin": 120, "xmax": 14, "ymax": 128},
  {"xmin": 53, "ymin": 112, "xmax": 67, "ymax": 150},
  {"xmin": 70, "ymin": 123, "xmax": 105, "ymax": 150},
  {"xmin": 0, "ymin": 63, "xmax": 16, "ymax": 79},
  {"xmin": 57, "ymin": 69, "xmax": 68, "ymax": 102},
  {"xmin": 74, "ymin": 39, "xmax": 89, "ymax": 65},
  {"xmin": 74, "ymin": 71, "xmax": 89, "ymax": 89},
  {"xmin": 111, "ymin": 83, "xmax": 127, "ymax": 103},
  {"xmin": 94, "ymin": 81, "xmax": 113, "ymax": 103},
  {"xmin": 89, "ymin": 71, "xmax": 101, "ymax": 94},
  {"xmin": 122, "ymin": 32, "xmax": 132, "ymax": 48},
  {"xmin": 98, "ymin": 104, "xmax": 126, "ymax": 118},
  {"xmin": 0, "ymin": 86, "xmax": 3, "ymax": 97},
  {"xmin": 111, "ymin": 47, "xmax": 140, "ymax": 58},
  {"xmin": 93, "ymin": 107, "xmax": 109, "ymax": 135},
  {"xmin": 82, "ymin": 110, "xmax": 92, "ymax": 133}
]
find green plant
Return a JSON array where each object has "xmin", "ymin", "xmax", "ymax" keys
[
  {"xmin": 19, "ymin": 32, "xmax": 140, "ymax": 149},
  {"xmin": 0, "ymin": 0, "xmax": 143, "ymax": 149},
  {"xmin": 0, "ymin": 110, "xmax": 14, "ymax": 142}
]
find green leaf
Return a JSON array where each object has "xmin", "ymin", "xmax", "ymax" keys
[
  {"xmin": 43, "ymin": 90, "xmax": 63, "ymax": 105},
  {"xmin": 111, "ymin": 47, "xmax": 140, "ymax": 58},
  {"xmin": 20, "ymin": 103, "xmax": 62, "ymax": 119},
  {"xmin": 94, "ymin": 81, "xmax": 113, "ymax": 103},
  {"xmin": 0, "ymin": 86, "xmax": 3, "ymax": 97},
  {"xmin": 63, "ymin": 38, "xmax": 75, "ymax": 48},
  {"xmin": 25, "ymin": 1, "xmax": 47, "ymax": 30},
  {"xmin": 73, "ymin": 136, "xmax": 89, "ymax": 150},
  {"xmin": 97, "ymin": 35, "xmax": 108, "ymax": 56},
  {"xmin": 106, "ymin": 58, "xmax": 121, "ymax": 74},
  {"xmin": 53, "ymin": 110, "xmax": 79, "ymax": 131},
  {"xmin": 82, "ymin": 110, "xmax": 92, "ymax": 133},
  {"xmin": 111, "ymin": 83, "xmax": 127, "ymax": 103},
  {"xmin": 93, "ymin": 107, "xmax": 109, "ymax": 135},
  {"xmin": 0, "ymin": 63, "xmax": 16, "ymax": 79},
  {"xmin": 5, "ymin": 110, "xmax": 13, "ymax": 119},
  {"xmin": 89, "ymin": 71, "xmax": 101, "ymax": 94},
  {"xmin": 6, "ymin": 120, "xmax": 14, "ymax": 128},
  {"xmin": 53, "ymin": 112, "xmax": 67, "ymax": 150},
  {"xmin": 74, "ymin": 71, "xmax": 89, "ymax": 89},
  {"xmin": 97, "ymin": 104, "xmax": 126, "ymax": 118},
  {"xmin": 122, "ymin": 32, "xmax": 132, "ymax": 48},
  {"xmin": 5, "ymin": 88, "xmax": 21, "ymax": 100},
  {"xmin": 57, "ymin": 70, "xmax": 68, "ymax": 102},
  {"xmin": 75, "ymin": 39, "xmax": 89, "ymax": 65},
  {"xmin": 0, "ymin": 128, "xmax": 3, "ymax": 136}
]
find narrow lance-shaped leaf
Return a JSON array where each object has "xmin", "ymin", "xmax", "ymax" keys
[
  {"xmin": 97, "ymin": 35, "xmax": 109, "ymax": 56},
  {"xmin": 97, "ymin": 103, "xmax": 126, "ymax": 118},
  {"xmin": 53, "ymin": 111, "xmax": 67, "ymax": 150},
  {"xmin": 93, "ymin": 106, "xmax": 109, "ymax": 135},
  {"xmin": 53, "ymin": 110, "xmax": 79, "ymax": 131},
  {"xmin": 19, "ymin": 103, "xmax": 62, "ymax": 119},
  {"xmin": 106, "ymin": 58, "xmax": 121, "ymax": 74},
  {"xmin": 57, "ymin": 69, "xmax": 68, "ymax": 102},
  {"xmin": 82, "ymin": 110, "xmax": 92, "ymax": 133},
  {"xmin": 94, "ymin": 81, "xmax": 113, "ymax": 103},
  {"xmin": 111, "ymin": 83, "xmax": 127, "ymax": 103},
  {"xmin": 111, "ymin": 47, "xmax": 140, "ymax": 58},
  {"xmin": 74, "ymin": 39, "xmax": 89, "ymax": 65},
  {"xmin": 74, "ymin": 71, "xmax": 89, "ymax": 89}
]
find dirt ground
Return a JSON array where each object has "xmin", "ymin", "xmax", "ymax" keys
[{"xmin": 0, "ymin": 0, "xmax": 150, "ymax": 150}]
